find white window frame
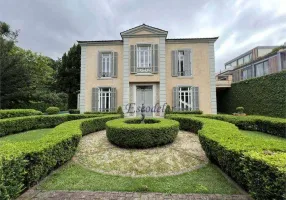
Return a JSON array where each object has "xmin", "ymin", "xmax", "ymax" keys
[
  {"xmin": 101, "ymin": 53, "xmax": 112, "ymax": 77},
  {"xmin": 177, "ymin": 51, "xmax": 184, "ymax": 76},
  {"xmin": 98, "ymin": 88, "xmax": 111, "ymax": 112},
  {"xmin": 178, "ymin": 87, "xmax": 192, "ymax": 111},
  {"xmin": 137, "ymin": 45, "xmax": 152, "ymax": 72}
]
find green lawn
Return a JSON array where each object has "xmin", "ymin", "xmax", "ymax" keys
[
  {"xmin": 0, "ymin": 128, "xmax": 52, "ymax": 142},
  {"xmin": 39, "ymin": 162, "xmax": 241, "ymax": 194}
]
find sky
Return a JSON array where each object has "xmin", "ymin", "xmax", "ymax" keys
[{"xmin": 0, "ymin": 0, "xmax": 285, "ymax": 72}]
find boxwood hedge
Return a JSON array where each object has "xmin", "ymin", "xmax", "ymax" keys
[
  {"xmin": 201, "ymin": 114, "xmax": 286, "ymax": 138},
  {"xmin": 0, "ymin": 114, "xmax": 121, "ymax": 200},
  {"xmin": 106, "ymin": 118, "xmax": 179, "ymax": 148},
  {"xmin": 166, "ymin": 114, "xmax": 286, "ymax": 200},
  {"xmin": 0, "ymin": 114, "xmax": 107, "ymax": 137},
  {"xmin": 0, "ymin": 109, "xmax": 42, "ymax": 119}
]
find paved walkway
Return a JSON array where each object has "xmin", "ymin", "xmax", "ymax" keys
[{"xmin": 18, "ymin": 189, "xmax": 252, "ymax": 200}]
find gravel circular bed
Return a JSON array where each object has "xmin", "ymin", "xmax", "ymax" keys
[{"xmin": 73, "ymin": 130, "xmax": 208, "ymax": 177}]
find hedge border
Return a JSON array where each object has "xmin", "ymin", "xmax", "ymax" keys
[
  {"xmin": 200, "ymin": 114, "xmax": 286, "ymax": 138},
  {"xmin": 106, "ymin": 118, "xmax": 179, "ymax": 148},
  {"xmin": 166, "ymin": 114, "xmax": 286, "ymax": 200},
  {"xmin": 0, "ymin": 114, "xmax": 108, "ymax": 137},
  {"xmin": 0, "ymin": 114, "xmax": 121, "ymax": 199},
  {"xmin": 0, "ymin": 109, "xmax": 42, "ymax": 119}
]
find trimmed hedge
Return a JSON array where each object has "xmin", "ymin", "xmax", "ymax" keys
[
  {"xmin": 0, "ymin": 114, "xmax": 121, "ymax": 199},
  {"xmin": 201, "ymin": 114, "xmax": 286, "ymax": 138},
  {"xmin": 68, "ymin": 109, "xmax": 80, "ymax": 114},
  {"xmin": 166, "ymin": 114, "xmax": 286, "ymax": 200},
  {"xmin": 171, "ymin": 110, "xmax": 203, "ymax": 115},
  {"xmin": 84, "ymin": 111, "xmax": 117, "ymax": 114},
  {"xmin": 0, "ymin": 109, "xmax": 42, "ymax": 119},
  {"xmin": 106, "ymin": 118, "xmax": 179, "ymax": 148},
  {"xmin": 217, "ymin": 70, "xmax": 286, "ymax": 118},
  {"xmin": 0, "ymin": 114, "xmax": 106, "ymax": 137}
]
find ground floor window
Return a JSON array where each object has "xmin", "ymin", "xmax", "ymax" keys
[
  {"xmin": 178, "ymin": 87, "xmax": 192, "ymax": 110},
  {"xmin": 173, "ymin": 86, "xmax": 199, "ymax": 111},
  {"xmin": 92, "ymin": 87, "xmax": 116, "ymax": 112}
]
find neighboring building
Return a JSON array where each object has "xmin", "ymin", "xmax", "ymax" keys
[
  {"xmin": 217, "ymin": 45, "xmax": 286, "ymax": 85},
  {"xmin": 78, "ymin": 24, "xmax": 218, "ymax": 116}
]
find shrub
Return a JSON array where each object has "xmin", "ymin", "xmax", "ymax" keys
[
  {"xmin": 116, "ymin": 106, "xmax": 124, "ymax": 118},
  {"xmin": 217, "ymin": 71, "xmax": 286, "ymax": 118},
  {"xmin": 69, "ymin": 109, "xmax": 80, "ymax": 114},
  {"xmin": 171, "ymin": 110, "xmax": 203, "ymax": 115},
  {"xmin": 164, "ymin": 105, "xmax": 172, "ymax": 117},
  {"xmin": 46, "ymin": 107, "xmax": 60, "ymax": 115},
  {"xmin": 84, "ymin": 111, "xmax": 117, "ymax": 114},
  {"xmin": 0, "ymin": 109, "xmax": 42, "ymax": 119},
  {"xmin": 0, "ymin": 114, "xmax": 106, "ymax": 137},
  {"xmin": 0, "ymin": 114, "xmax": 121, "ymax": 199},
  {"xmin": 106, "ymin": 118, "xmax": 179, "ymax": 148},
  {"xmin": 201, "ymin": 114, "xmax": 286, "ymax": 138},
  {"xmin": 166, "ymin": 114, "xmax": 286, "ymax": 200},
  {"xmin": 236, "ymin": 107, "xmax": 244, "ymax": 114}
]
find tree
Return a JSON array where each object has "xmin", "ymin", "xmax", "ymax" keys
[
  {"xmin": 0, "ymin": 22, "xmax": 31, "ymax": 108},
  {"xmin": 56, "ymin": 44, "xmax": 81, "ymax": 109}
]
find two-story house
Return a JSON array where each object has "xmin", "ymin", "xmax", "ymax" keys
[{"xmin": 78, "ymin": 24, "xmax": 218, "ymax": 117}]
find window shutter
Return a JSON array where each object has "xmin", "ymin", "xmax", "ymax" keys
[
  {"xmin": 192, "ymin": 87, "xmax": 199, "ymax": 111},
  {"xmin": 110, "ymin": 87, "xmax": 117, "ymax": 112},
  {"xmin": 172, "ymin": 87, "xmax": 179, "ymax": 111},
  {"xmin": 172, "ymin": 51, "xmax": 178, "ymax": 76},
  {"xmin": 184, "ymin": 49, "xmax": 191, "ymax": 76},
  {"xmin": 152, "ymin": 44, "xmax": 159, "ymax": 73},
  {"xmin": 92, "ymin": 88, "xmax": 99, "ymax": 111},
  {"xmin": 130, "ymin": 45, "xmax": 136, "ymax": 73},
  {"xmin": 112, "ymin": 52, "xmax": 118, "ymax": 77},
  {"xmin": 97, "ymin": 52, "xmax": 102, "ymax": 78}
]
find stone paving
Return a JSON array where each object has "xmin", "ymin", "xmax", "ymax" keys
[
  {"xmin": 18, "ymin": 189, "xmax": 252, "ymax": 200},
  {"xmin": 74, "ymin": 130, "xmax": 208, "ymax": 177}
]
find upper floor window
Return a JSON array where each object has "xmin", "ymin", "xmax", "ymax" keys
[
  {"xmin": 130, "ymin": 44, "xmax": 158, "ymax": 74},
  {"xmin": 102, "ymin": 53, "xmax": 112, "ymax": 77},
  {"xmin": 97, "ymin": 51, "xmax": 118, "ymax": 78},
  {"xmin": 255, "ymin": 60, "xmax": 268, "ymax": 77},
  {"xmin": 137, "ymin": 45, "xmax": 152, "ymax": 72},
  {"xmin": 172, "ymin": 49, "xmax": 192, "ymax": 77}
]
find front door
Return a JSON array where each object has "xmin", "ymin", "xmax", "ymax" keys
[{"xmin": 136, "ymin": 86, "xmax": 153, "ymax": 117}]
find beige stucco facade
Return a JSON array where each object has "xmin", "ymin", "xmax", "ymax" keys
[{"xmin": 79, "ymin": 24, "xmax": 218, "ymax": 116}]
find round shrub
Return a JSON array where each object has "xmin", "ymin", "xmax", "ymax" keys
[
  {"xmin": 46, "ymin": 107, "xmax": 60, "ymax": 115},
  {"xmin": 106, "ymin": 118, "xmax": 179, "ymax": 149},
  {"xmin": 236, "ymin": 106, "xmax": 244, "ymax": 114}
]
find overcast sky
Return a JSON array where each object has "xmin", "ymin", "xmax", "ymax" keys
[{"xmin": 0, "ymin": 0, "xmax": 285, "ymax": 72}]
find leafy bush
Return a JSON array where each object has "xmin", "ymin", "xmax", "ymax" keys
[
  {"xmin": 0, "ymin": 114, "xmax": 106, "ymax": 137},
  {"xmin": 0, "ymin": 114, "xmax": 120, "ymax": 200},
  {"xmin": 106, "ymin": 118, "xmax": 179, "ymax": 148},
  {"xmin": 217, "ymin": 71, "xmax": 286, "ymax": 118},
  {"xmin": 171, "ymin": 110, "xmax": 203, "ymax": 115},
  {"xmin": 201, "ymin": 114, "xmax": 286, "ymax": 138},
  {"xmin": 69, "ymin": 109, "xmax": 80, "ymax": 114},
  {"xmin": 116, "ymin": 106, "xmax": 124, "ymax": 118},
  {"xmin": 164, "ymin": 105, "xmax": 171, "ymax": 117},
  {"xmin": 0, "ymin": 109, "xmax": 42, "ymax": 119},
  {"xmin": 236, "ymin": 107, "xmax": 244, "ymax": 114},
  {"xmin": 46, "ymin": 107, "xmax": 60, "ymax": 115},
  {"xmin": 166, "ymin": 114, "xmax": 286, "ymax": 200}
]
